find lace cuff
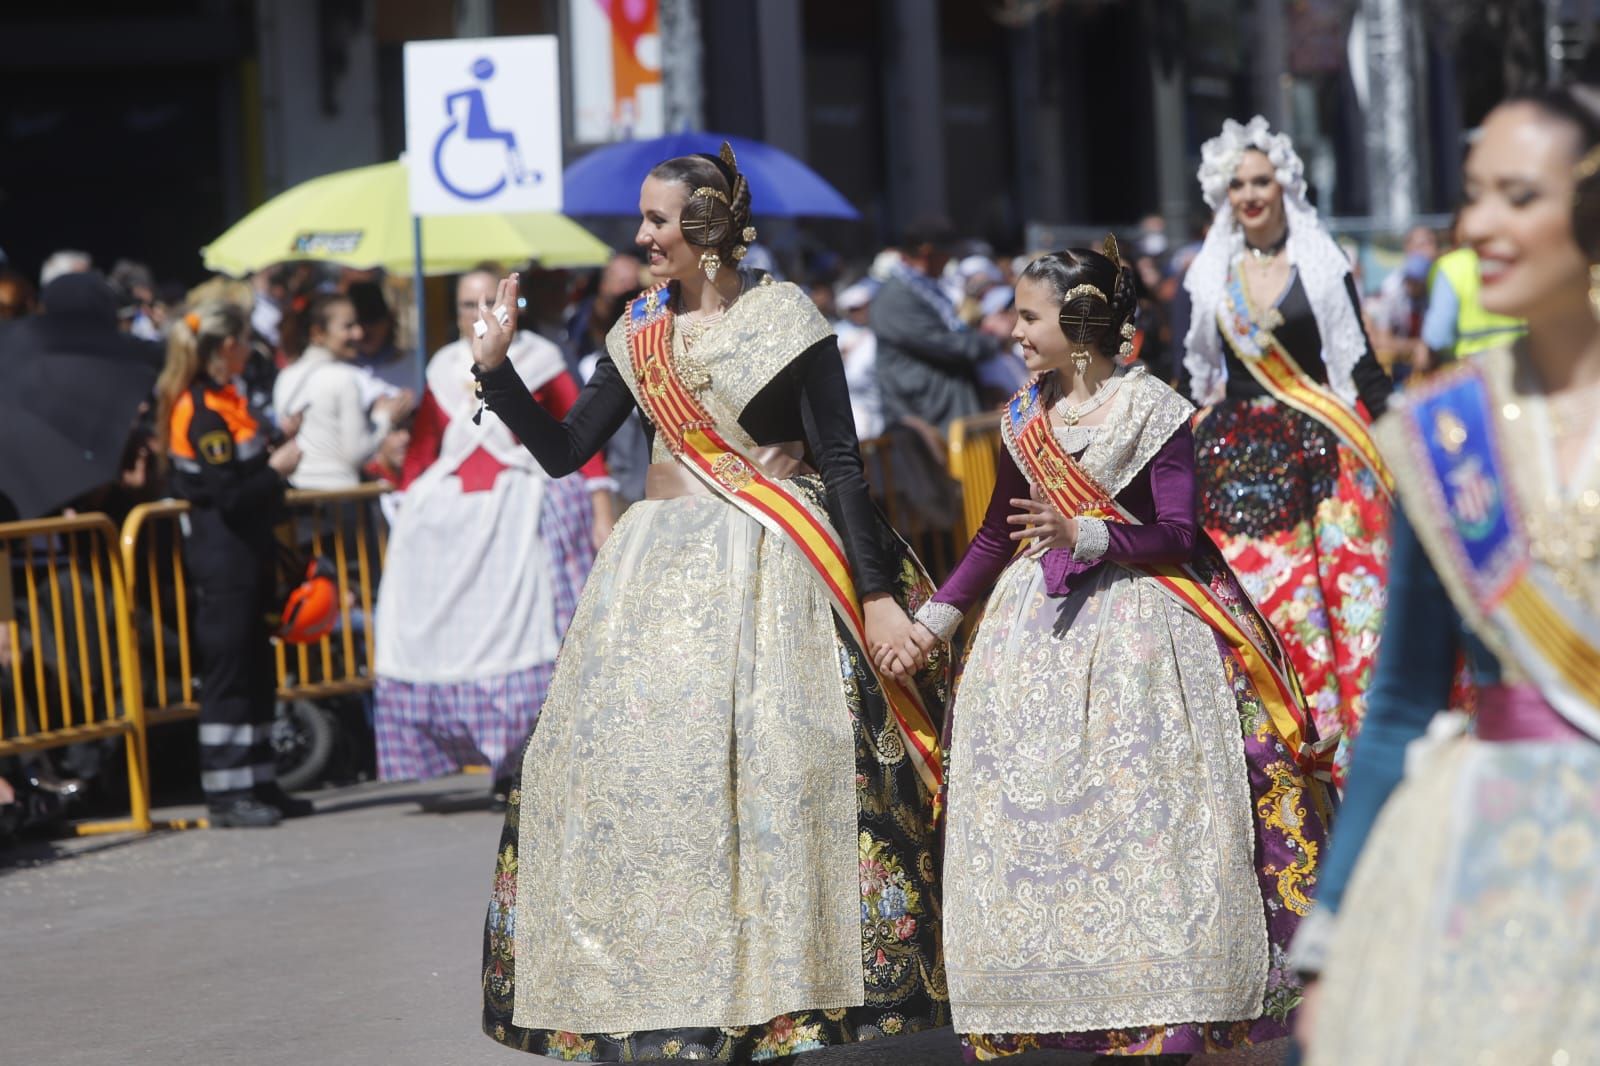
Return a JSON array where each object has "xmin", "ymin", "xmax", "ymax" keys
[
  {"xmin": 1072, "ymin": 516, "xmax": 1110, "ymax": 562},
  {"xmin": 1286, "ymin": 905, "xmax": 1336, "ymax": 976},
  {"xmin": 913, "ymin": 600, "xmax": 963, "ymax": 643}
]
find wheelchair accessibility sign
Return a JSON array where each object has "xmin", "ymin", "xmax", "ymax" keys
[{"xmin": 403, "ymin": 36, "xmax": 563, "ymax": 216}]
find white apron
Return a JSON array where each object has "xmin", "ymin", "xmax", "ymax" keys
[{"xmin": 375, "ymin": 333, "xmax": 567, "ymax": 683}]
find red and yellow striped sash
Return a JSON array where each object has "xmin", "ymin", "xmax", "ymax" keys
[
  {"xmin": 1007, "ymin": 389, "xmax": 1330, "ymax": 778},
  {"xmin": 625, "ymin": 287, "xmax": 944, "ymax": 801},
  {"xmin": 1219, "ymin": 273, "xmax": 1395, "ymax": 499}
]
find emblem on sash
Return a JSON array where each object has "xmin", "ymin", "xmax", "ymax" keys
[
  {"xmin": 1445, "ymin": 456, "xmax": 1500, "ymax": 538},
  {"xmin": 1032, "ymin": 443, "xmax": 1070, "ymax": 494},
  {"xmin": 1434, "ymin": 409, "xmax": 1468, "ymax": 454},
  {"xmin": 711, "ymin": 453, "xmax": 755, "ymax": 491},
  {"xmin": 642, "ymin": 358, "xmax": 670, "ymax": 399}
]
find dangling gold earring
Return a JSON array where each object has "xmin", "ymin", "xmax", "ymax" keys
[
  {"xmin": 1071, "ymin": 349, "xmax": 1091, "ymax": 376},
  {"xmin": 699, "ymin": 250, "xmax": 722, "ymax": 283},
  {"xmin": 1589, "ymin": 264, "xmax": 1600, "ymax": 320}
]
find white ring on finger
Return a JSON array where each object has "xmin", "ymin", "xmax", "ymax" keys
[
  {"xmin": 472, "ymin": 319, "xmax": 489, "ymax": 339},
  {"xmin": 492, "ymin": 304, "xmax": 511, "ymax": 328}
]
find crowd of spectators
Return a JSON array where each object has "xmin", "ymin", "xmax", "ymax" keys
[{"xmin": 0, "ymin": 208, "xmax": 1480, "ymax": 835}]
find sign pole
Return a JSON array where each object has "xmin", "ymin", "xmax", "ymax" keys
[{"xmin": 411, "ymin": 214, "xmax": 428, "ymax": 394}]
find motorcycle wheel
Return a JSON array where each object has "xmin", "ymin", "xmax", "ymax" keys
[{"xmin": 272, "ymin": 699, "xmax": 337, "ymax": 792}]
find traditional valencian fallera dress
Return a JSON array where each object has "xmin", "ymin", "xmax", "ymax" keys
[
  {"xmin": 1302, "ymin": 346, "xmax": 1600, "ymax": 1063},
  {"xmin": 918, "ymin": 366, "xmax": 1332, "ymax": 1060},
  {"xmin": 1187, "ymin": 266, "xmax": 1393, "ymax": 784},
  {"xmin": 475, "ymin": 272, "xmax": 949, "ymax": 1062}
]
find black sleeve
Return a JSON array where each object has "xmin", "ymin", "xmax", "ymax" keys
[
  {"xmin": 186, "ymin": 406, "xmax": 284, "ymax": 516},
  {"xmin": 1345, "ymin": 273, "xmax": 1393, "ymax": 418},
  {"xmin": 475, "ymin": 352, "xmax": 639, "ymax": 477},
  {"xmin": 783, "ymin": 336, "xmax": 896, "ymax": 597}
]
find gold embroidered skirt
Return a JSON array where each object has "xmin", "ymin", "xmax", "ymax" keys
[
  {"xmin": 1310, "ymin": 733, "xmax": 1600, "ymax": 1065},
  {"xmin": 482, "ymin": 481, "xmax": 949, "ymax": 1056},
  {"xmin": 945, "ymin": 557, "xmax": 1269, "ymax": 1036}
]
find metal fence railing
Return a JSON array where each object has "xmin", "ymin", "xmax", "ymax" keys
[
  {"xmin": 946, "ymin": 411, "xmax": 1005, "ymax": 549},
  {"xmin": 0, "ymin": 513, "xmax": 151, "ymax": 834},
  {"xmin": 8, "ymin": 433, "xmax": 1011, "ymax": 836},
  {"xmin": 119, "ymin": 484, "xmax": 391, "ymax": 728}
]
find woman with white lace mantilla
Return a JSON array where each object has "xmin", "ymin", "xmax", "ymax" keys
[
  {"xmin": 471, "ymin": 144, "xmax": 949, "ymax": 1061},
  {"xmin": 1183, "ymin": 118, "xmax": 1395, "ymax": 783},
  {"xmin": 896, "ymin": 243, "xmax": 1333, "ymax": 1062}
]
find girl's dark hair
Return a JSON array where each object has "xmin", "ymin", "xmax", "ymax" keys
[
  {"xmin": 647, "ymin": 154, "xmax": 753, "ymax": 259},
  {"xmin": 1508, "ymin": 83, "xmax": 1600, "ymax": 259},
  {"xmin": 280, "ymin": 292, "xmax": 353, "ymax": 358},
  {"xmin": 1020, "ymin": 247, "xmax": 1139, "ymax": 358}
]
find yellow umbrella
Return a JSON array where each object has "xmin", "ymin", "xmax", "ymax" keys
[{"xmin": 201, "ymin": 160, "xmax": 612, "ymax": 276}]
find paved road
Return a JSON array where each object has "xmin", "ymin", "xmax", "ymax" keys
[{"xmin": 1, "ymin": 775, "xmax": 1287, "ymax": 1065}]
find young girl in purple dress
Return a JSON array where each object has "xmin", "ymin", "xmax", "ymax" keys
[{"xmin": 899, "ymin": 244, "xmax": 1333, "ymax": 1062}]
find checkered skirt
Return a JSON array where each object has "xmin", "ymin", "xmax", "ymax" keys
[{"xmin": 374, "ymin": 474, "xmax": 595, "ymax": 780}]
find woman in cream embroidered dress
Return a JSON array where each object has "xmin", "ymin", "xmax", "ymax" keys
[
  {"xmin": 1295, "ymin": 86, "xmax": 1600, "ymax": 1066},
  {"xmin": 470, "ymin": 147, "xmax": 948, "ymax": 1062},
  {"xmin": 900, "ymin": 248, "xmax": 1329, "ymax": 1063},
  {"xmin": 1183, "ymin": 118, "xmax": 1393, "ymax": 781}
]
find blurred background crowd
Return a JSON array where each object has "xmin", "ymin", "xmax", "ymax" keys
[{"xmin": 0, "ymin": 0, "xmax": 1586, "ymax": 833}]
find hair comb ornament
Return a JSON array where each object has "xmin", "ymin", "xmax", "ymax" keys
[
  {"xmin": 1577, "ymin": 143, "xmax": 1600, "ymax": 183},
  {"xmin": 1059, "ymin": 282, "xmax": 1112, "ymax": 346},
  {"xmin": 184, "ymin": 310, "xmax": 202, "ymax": 334},
  {"xmin": 1103, "ymin": 233, "xmax": 1123, "ymax": 269},
  {"xmin": 681, "ymin": 141, "xmax": 756, "ymax": 282}
]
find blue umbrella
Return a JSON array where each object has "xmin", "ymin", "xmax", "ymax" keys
[{"xmin": 561, "ymin": 132, "xmax": 860, "ymax": 220}]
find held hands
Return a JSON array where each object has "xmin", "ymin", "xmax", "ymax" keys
[
  {"xmin": 470, "ymin": 273, "xmax": 521, "ymax": 373},
  {"xmin": 864, "ymin": 593, "xmax": 929, "ymax": 685},
  {"xmin": 1008, "ymin": 497, "xmax": 1076, "ymax": 558}
]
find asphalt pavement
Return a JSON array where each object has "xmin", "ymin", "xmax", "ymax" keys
[{"xmin": 1, "ymin": 774, "xmax": 1287, "ymax": 1065}]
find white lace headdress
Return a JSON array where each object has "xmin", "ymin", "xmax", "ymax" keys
[{"xmin": 1181, "ymin": 116, "xmax": 1368, "ymax": 406}]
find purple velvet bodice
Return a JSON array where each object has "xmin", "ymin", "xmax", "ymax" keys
[{"xmin": 933, "ymin": 424, "xmax": 1201, "ymax": 612}]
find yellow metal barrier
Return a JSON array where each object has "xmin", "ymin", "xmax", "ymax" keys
[
  {"xmin": 119, "ymin": 483, "xmax": 391, "ymax": 726},
  {"xmin": 860, "ymin": 430, "xmax": 962, "ymax": 582},
  {"xmin": 946, "ymin": 411, "xmax": 1005, "ymax": 548},
  {"xmin": 273, "ymin": 484, "xmax": 389, "ymax": 700},
  {"xmin": 0, "ymin": 513, "xmax": 151, "ymax": 834}
]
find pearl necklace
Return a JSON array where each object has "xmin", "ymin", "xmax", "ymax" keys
[
  {"xmin": 675, "ymin": 274, "xmax": 747, "ymax": 352},
  {"xmin": 1051, "ymin": 370, "xmax": 1124, "ymax": 453},
  {"xmin": 1053, "ymin": 370, "xmax": 1123, "ymax": 425}
]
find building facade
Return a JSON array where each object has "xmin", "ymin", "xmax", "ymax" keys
[{"xmin": 0, "ymin": 0, "xmax": 1571, "ymax": 283}]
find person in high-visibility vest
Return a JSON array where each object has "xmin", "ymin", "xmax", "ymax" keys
[
  {"xmin": 1421, "ymin": 245, "xmax": 1526, "ymax": 366},
  {"xmin": 157, "ymin": 301, "xmax": 307, "ymax": 828}
]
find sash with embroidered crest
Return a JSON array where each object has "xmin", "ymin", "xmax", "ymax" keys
[
  {"xmin": 1005, "ymin": 380, "xmax": 1335, "ymax": 779},
  {"xmin": 1218, "ymin": 272, "xmax": 1395, "ymax": 500},
  {"xmin": 624, "ymin": 285, "xmax": 945, "ymax": 800},
  {"xmin": 1384, "ymin": 364, "xmax": 1600, "ymax": 740}
]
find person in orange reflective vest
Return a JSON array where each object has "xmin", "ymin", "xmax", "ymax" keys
[{"xmin": 157, "ymin": 301, "xmax": 305, "ymax": 827}]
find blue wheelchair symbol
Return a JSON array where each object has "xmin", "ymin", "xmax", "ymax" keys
[{"xmin": 432, "ymin": 57, "xmax": 542, "ymax": 201}]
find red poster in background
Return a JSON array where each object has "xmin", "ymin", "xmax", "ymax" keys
[
  {"xmin": 1288, "ymin": 0, "xmax": 1348, "ymax": 75},
  {"xmin": 573, "ymin": 0, "xmax": 663, "ymax": 141}
]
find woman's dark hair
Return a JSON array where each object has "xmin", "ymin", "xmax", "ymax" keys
[
  {"xmin": 279, "ymin": 292, "xmax": 353, "ymax": 358},
  {"xmin": 1507, "ymin": 83, "xmax": 1600, "ymax": 259},
  {"xmin": 1020, "ymin": 247, "xmax": 1139, "ymax": 359},
  {"xmin": 647, "ymin": 153, "xmax": 753, "ymax": 259}
]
